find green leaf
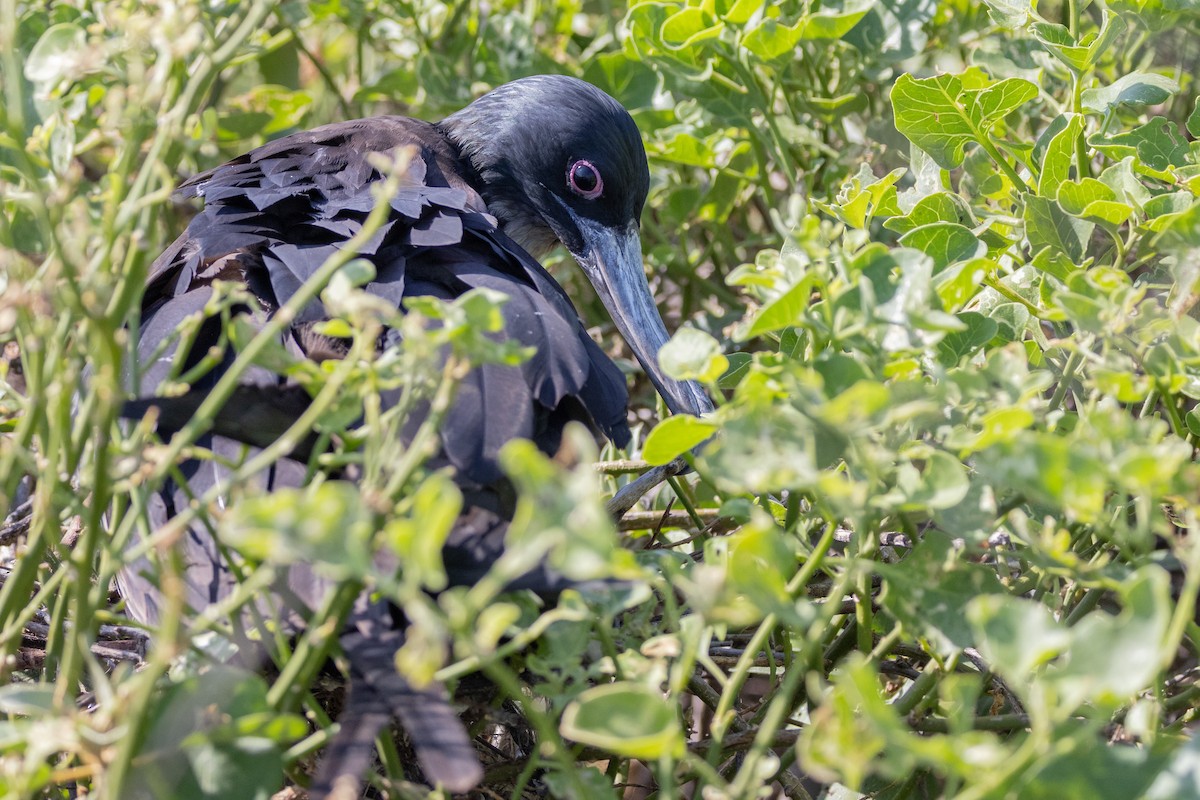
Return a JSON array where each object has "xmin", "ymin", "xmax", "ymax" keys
[
  {"xmin": 659, "ymin": 327, "xmax": 728, "ymax": 383},
  {"xmin": 880, "ymin": 532, "xmax": 1006, "ymax": 652},
  {"xmin": 1189, "ymin": 96, "xmax": 1200, "ymax": 139},
  {"xmin": 719, "ymin": 352, "xmax": 753, "ymax": 388},
  {"xmin": 741, "ymin": 277, "xmax": 813, "ymax": 339},
  {"xmin": 796, "ymin": 0, "xmax": 874, "ymax": 39},
  {"xmin": 1090, "ymin": 117, "xmax": 1192, "ymax": 175},
  {"xmin": 983, "ymin": 0, "xmax": 1033, "ymax": 28},
  {"xmin": 826, "ymin": 164, "xmax": 905, "ymax": 228},
  {"xmin": 660, "ymin": 7, "xmax": 723, "ymax": 49},
  {"xmin": 131, "ymin": 668, "xmax": 297, "ymax": 800},
  {"xmin": 383, "ymin": 474, "xmax": 462, "ymax": 592},
  {"xmin": 935, "ymin": 311, "xmax": 998, "ymax": 366},
  {"xmin": 891, "ymin": 70, "xmax": 1038, "ymax": 169},
  {"xmin": 25, "ymin": 23, "xmax": 86, "ymax": 86},
  {"xmin": 560, "ymin": 683, "xmax": 685, "ymax": 759},
  {"xmin": 221, "ymin": 481, "xmax": 374, "ymax": 579},
  {"xmin": 1032, "ymin": 13, "xmax": 1124, "ymax": 71},
  {"xmin": 1024, "ymin": 194, "xmax": 1094, "ymax": 263},
  {"xmin": 1082, "ymin": 72, "xmax": 1179, "ymax": 114},
  {"xmin": 884, "ymin": 192, "xmax": 973, "ymax": 234},
  {"xmin": 968, "ymin": 594, "xmax": 1071, "ymax": 681},
  {"xmin": 742, "ymin": 18, "xmax": 805, "ymax": 60},
  {"xmin": 1057, "ymin": 178, "xmax": 1133, "ymax": 228},
  {"xmin": 1146, "ymin": 735, "xmax": 1200, "ymax": 800},
  {"xmin": 964, "ymin": 406, "xmax": 1037, "ymax": 452},
  {"xmin": 898, "ymin": 222, "xmax": 985, "ymax": 271},
  {"xmin": 1038, "ymin": 114, "xmax": 1085, "ymax": 195},
  {"xmin": 1052, "ymin": 567, "xmax": 1172, "ymax": 707},
  {"xmin": 0, "ymin": 685, "xmax": 58, "ymax": 717},
  {"xmin": 642, "ymin": 414, "xmax": 718, "ymax": 465}
]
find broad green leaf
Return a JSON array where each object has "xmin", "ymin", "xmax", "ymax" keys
[
  {"xmin": 742, "ymin": 18, "xmax": 806, "ymax": 60},
  {"xmin": 1057, "ymin": 178, "xmax": 1133, "ymax": 228},
  {"xmin": 898, "ymin": 222, "xmax": 985, "ymax": 271},
  {"xmin": 659, "ymin": 327, "xmax": 729, "ymax": 383},
  {"xmin": 1145, "ymin": 191, "xmax": 1194, "ymax": 220},
  {"xmin": 1052, "ymin": 567, "xmax": 1172, "ymax": 707},
  {"xmin": 825, "ymin": 164, "xmax": 905, "ymax": 229},
  {"xmin": 795, "ymin": 0, "xmax": 874, "ymax": 39},
  {"xmin": 879, "ymin": 532, "xmax": 1007, "ymax": 653},
  {"xmin": 740, "ymin": 277, "xmax": 813, "ymax": 339},
  {"xmin": 560, "ymin": 683, "xmax": 685, "ymax": 759},
  {"xmin": 719, "ymin": 352, "xmax": 753, "ymax": 388},
  {"xmin": 1038, "ymin": 114, "xmax": 1085, "ymax": 195},
  {"xmin": 383, "ymin": 474, "xmax": 462, "ymax": 591},
  {"xmin": 653, "ymin": 131, "xmax": 718, "ymax": 167},
  {"xmin": 660, "ymin": 7, "xmax": 723, "ymax": 49},
  {"xmin": 230, "ymin": 317, "xmax": 304, "ymax": 376},
  {"xmin": 797, "ymin": 91, "xmax": 869, "ymax": 122},
  {"xmin": 935, "ymin": 311, "xmax": 998, "ymax": 366},
  {"xmin": 935, "ymin": 257, "xmax": 994, "ymax": 310},
  {"xmin": 983, "ymin": 0, "xmax": 1033, "ymax": 27},
  {"xmin": 642, "ymin": 414, "xmax": 718, "ymax": 465},
  {"xmin": 25, "ymin": 23, "xmax": 86, "ymax": 86},
  {"xmin": 1189, "ymin": 96, "xmax": 1200, "ymax": 138},
  {"xmin": 130, "ymin": 668, "xmax": 299, "ymax": 800},
  {"xmin": 891, "ymin": 70, "xmax": 1038, "ymax": 169},
  {"xmin": 1082, "ymin": 72, "xmax": 1179, "ymax": 114},
  {"xmin": 813, "ymin": 353, "xmax": 871, "ymax": 397},
  {"xmin": 581, "ymin": 53, "xmax": 659, "ymax": 109},
  {"xmin": 1099, "ymin": 157, "xmax": 1153, "ymax": 207},
  {"xmin": 1017, "ymin": 729, "xmax": 1167, "ymax": 800},
  {"xmin": 1146, "ymin": 735, "xmax": 1200, "ymax": 800},
  {"xmin": 717, "ymin": 0, "xmax": 761, "ymax": 24},
  {"xmin": 1024, "ymin": 194, "xmax": 1094, "ymax": 263},
  {"xmin": 1095, "ymin": 368, "xmax": 1151, "ymax": 402},
  {"xmin": 1090, "ymin": 117, "xmax": 1192, "ymax": 176},
  {"xmin": 990, "ymin": 302, "xmax": 1031, "ymax": 342},
  {"xmin": 741, "ymin": 1, "xmax": 872, "ymax": 58},
  {"xmin": 1032, "ymin": 13, "xmax": 1124, "ymax": 71},
  {"xmin": 968, "ymin": 595, "xmax": 1071, "ymax": 683},
  {"xmin": 724, "ymin": 517, "xmax": 795, "ymax": 612},
  {"xmin": 221, "ymin": 481, "xmax": 374, "ymax": 578},
  {"xmin": 963, "ymin": 406, "xmax": 1037, "ymax": 452},
  {"xmin": 884, "ymin": 192, "xmax": 973, "ymax": 234},
  {"xmin": 0, "ymin": 685, "xmax": 58, "ymax": 717}
]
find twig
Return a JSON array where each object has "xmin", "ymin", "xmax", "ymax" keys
[
  {"xmin": 618, "ymin": 509, "xmax": 726, "ymax": 532},
  {"xmin": 686, "ymin": 727, "xmax": 801, "ymax": 756},
  {"xmin": 605, "ymin": 458, "xmax": 689, "ymax": 519},
  {"xmin": 0, "ymin": 499, "xmax": 33, "ymax": 546},
  {"xmin": 594, "ymin": 460, "xmax": 657, "ymax": 475}
]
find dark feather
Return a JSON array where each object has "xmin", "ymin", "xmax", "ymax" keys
[{"xmin": 122, "ymin": 80, "xmax": 651, "ymax": 798}]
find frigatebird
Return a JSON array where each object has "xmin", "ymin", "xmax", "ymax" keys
[{"xmin": 121, "ymin": 75, "xmax": 713, "ymax": 795}]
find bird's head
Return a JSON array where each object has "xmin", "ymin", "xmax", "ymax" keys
[{"xmin": 441, "ymin": 75, "xmax": 713, "ymax": 419}]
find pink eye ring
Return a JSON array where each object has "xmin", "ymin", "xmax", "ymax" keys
[{"xmin": 567, "ymin": 160, "xmax": 603, "ymax": 199}]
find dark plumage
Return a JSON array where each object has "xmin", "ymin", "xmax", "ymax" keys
[{"xmin": 121, "ymin": 75, "xmax": 712, "ymax": 796}]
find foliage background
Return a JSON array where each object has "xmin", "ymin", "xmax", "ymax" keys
[{"xmin": 4, "ymin": 0, "xmax": 1200, "ymax": 798}]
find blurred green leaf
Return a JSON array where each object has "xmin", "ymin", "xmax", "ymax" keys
[
  {"xmin": 1082, "ymin": 72, "xmax": 1179, "ymax": 114},
  {"xmin": 642, "ymin": 414, "xmax": 719, "ymax": 465},
  {"xmin": 560, "ymin": 683, "xmax": 685, "ymax": 759},
  {"xmin": 659, "ymin": 327, "xmax": 728, "ymax": 383}
]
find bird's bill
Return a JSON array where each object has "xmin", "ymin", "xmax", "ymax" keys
[{"xmin": 573, "ymin": 218, "xmax": 715, "ymax": 418}]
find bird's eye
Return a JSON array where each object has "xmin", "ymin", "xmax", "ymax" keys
[{"xmin": 567, "ymin": 160, "xmax": 603, "ymax": 200}]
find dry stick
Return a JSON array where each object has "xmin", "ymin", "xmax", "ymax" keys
[
  {"xmin": 617, "ymin": 509, "xmax": 722, "ymax": 532},
  {"xmin": 604, "ymin": 458, "xmax": 689, "ymax": 519}
]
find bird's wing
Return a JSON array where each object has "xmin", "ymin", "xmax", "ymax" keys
[{"xmin": 141, "ymin": 115, "xmax": 630, "ymax": 484}]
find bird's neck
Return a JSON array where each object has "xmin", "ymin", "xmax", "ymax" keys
[{"xmin": 435, "ymin": 118, "xmax": 558, "ymax": 260}]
